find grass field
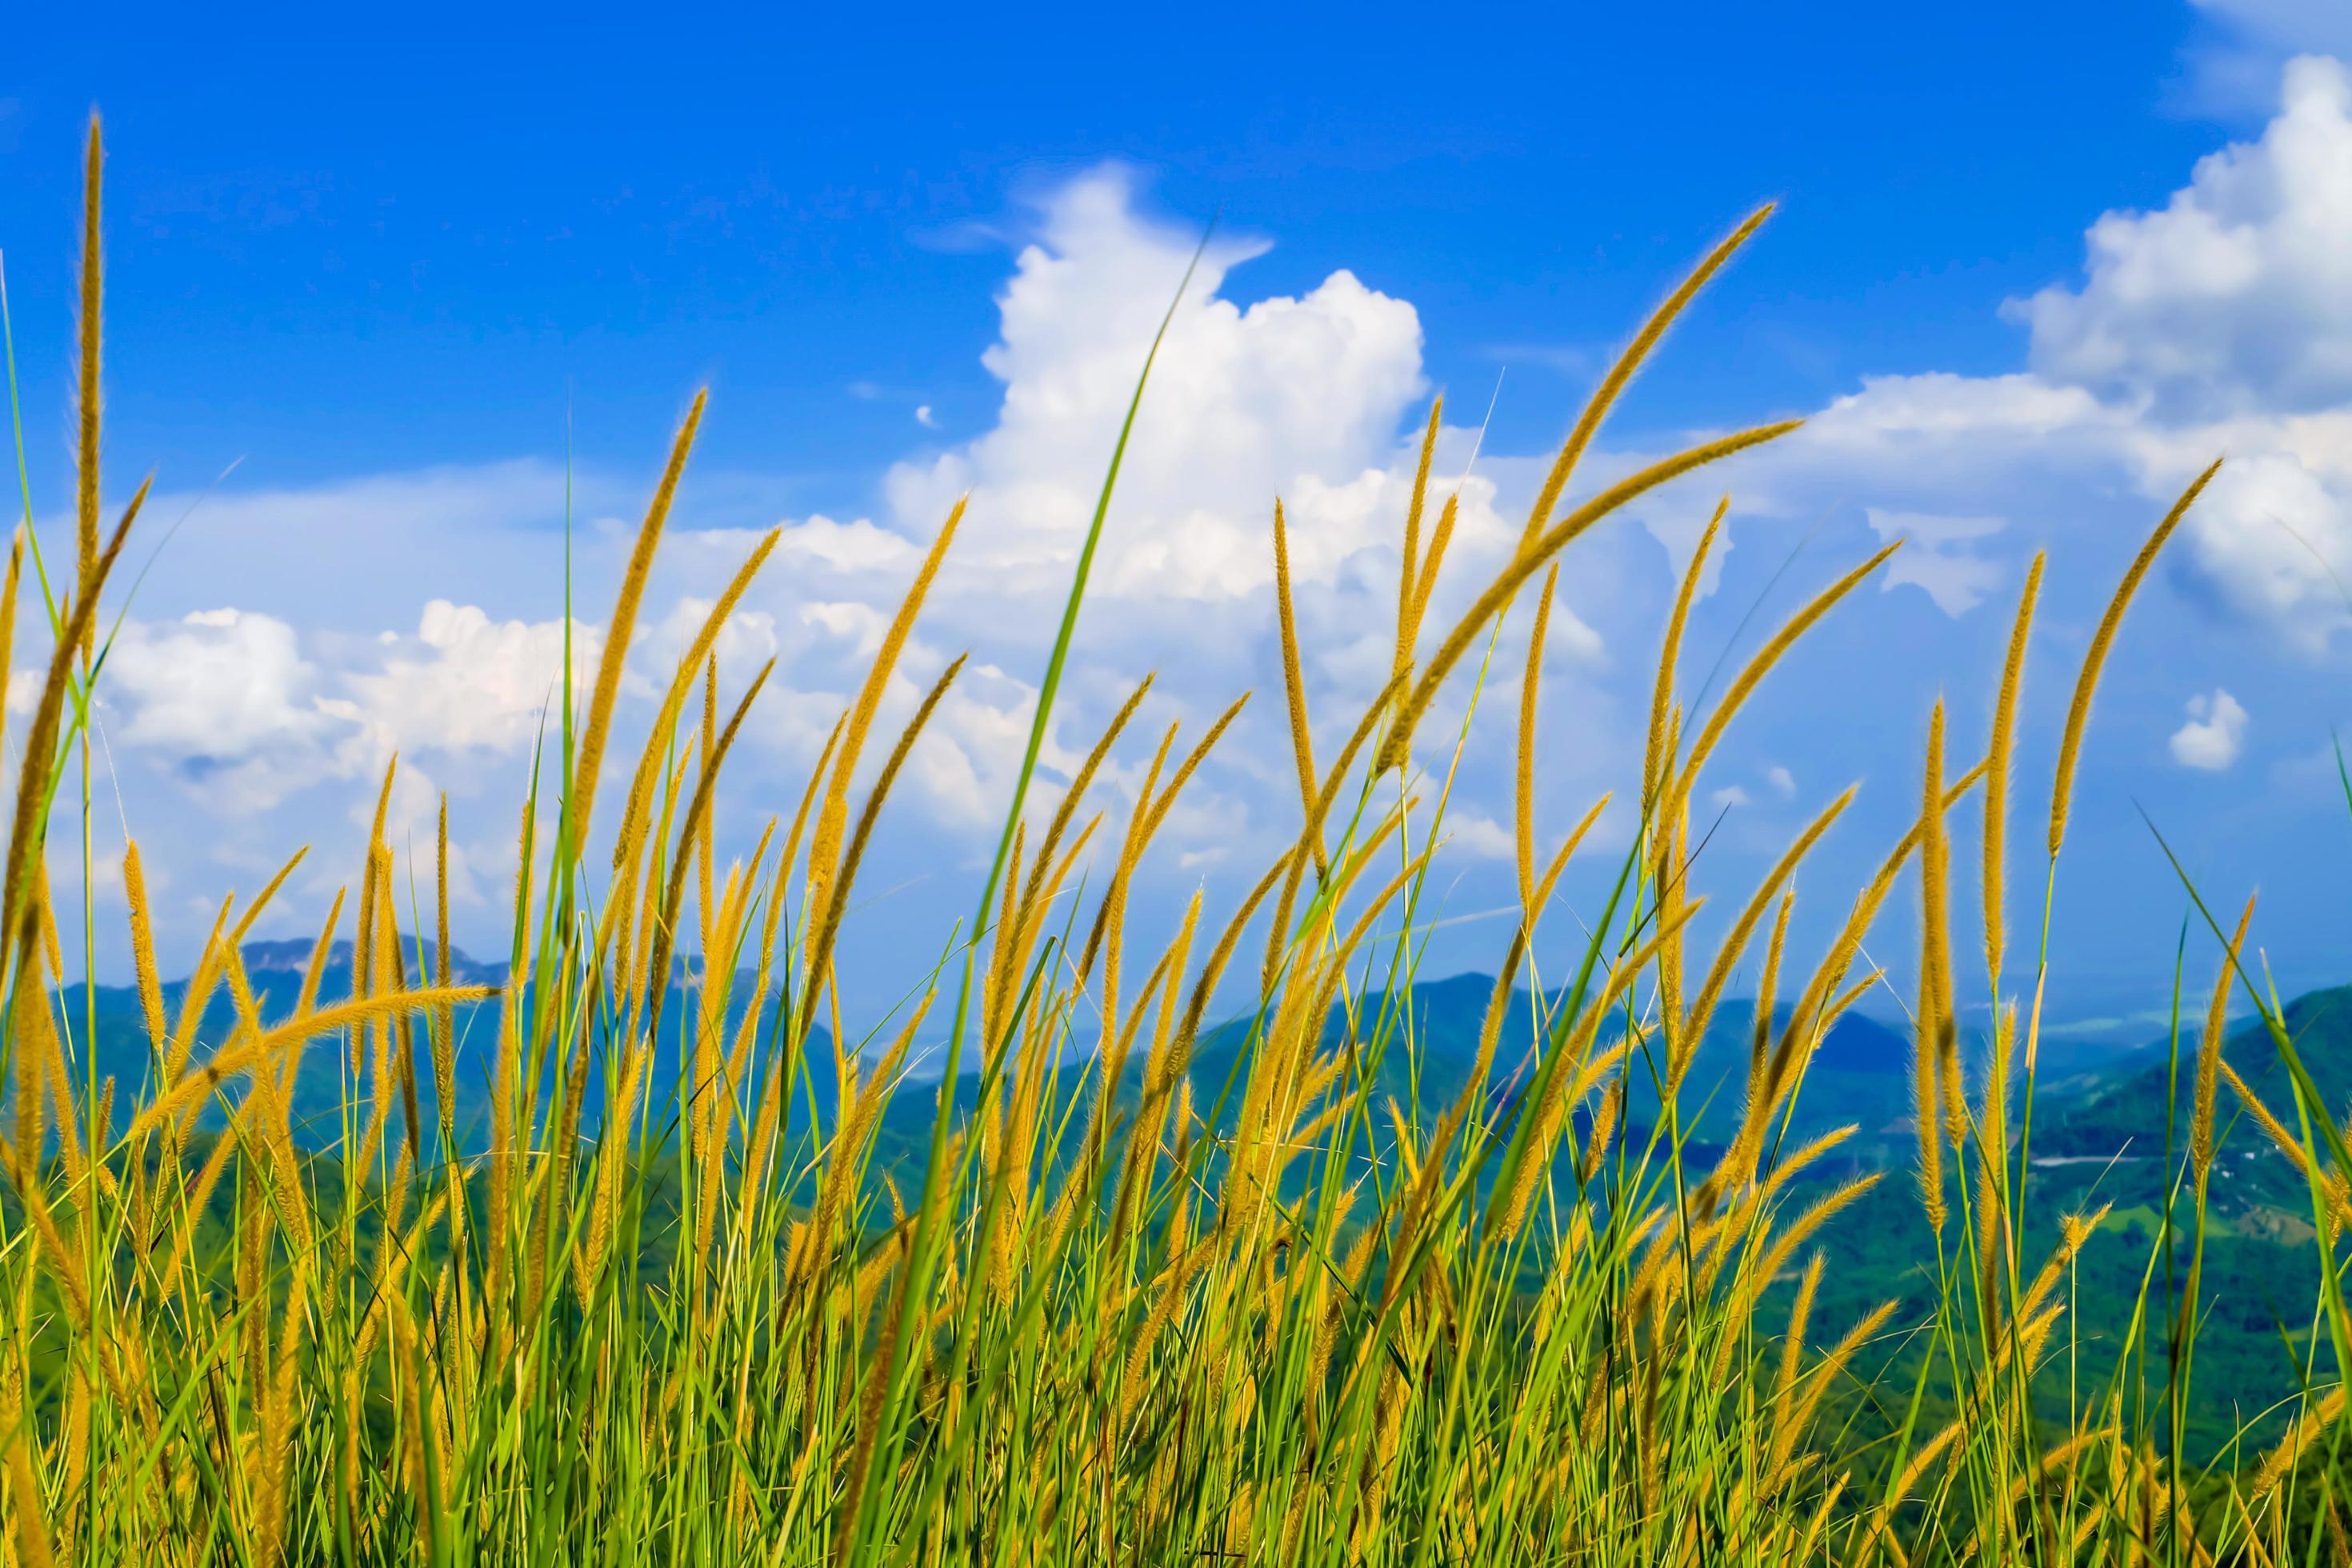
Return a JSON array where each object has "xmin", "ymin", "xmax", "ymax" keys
[{"xmin": 4, "ymin": 118, "xmax": 2351, "ymax": 1566}]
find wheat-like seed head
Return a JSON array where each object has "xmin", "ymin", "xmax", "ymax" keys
[
  {"xmin": 611, "ymin": 531, "xmax": 782, "ymax": 882},
  {"xmin": 0, "ymin": 1354, "xmax": 57, "ymax": 1568},
  {"xmin": 1496, "ymin": 898, "xmax": 1703, "ymax": 1238},
  {"xmin": 1654, "ymin": 541, "xmax": 1901, "ymax": 873},
  {"xmin": 1768, "ymin": 1250, "xmax": 1825, "ymax": 1477},
  {"xmin": 1272, "ymin": 500, "xmax": 1322, "ymax": 870},
  {"xmin": 1396, "ymin": 398, "xmax": 1442, "ymax": 686},
  {"xmin": 807, "ymin": 500, "xmax": 964, "ymax": 948},
  {"xmin": 803, "ymin": 655, "xmax": 967, "ymax": 1021},
  {"xmin": 691, "ymin": 667, "xmax": 719, "ymax": 989},
  {"xmin": 1258, "ymin": 666, "xmax": 1410, "ymax": 997},
  {"xmin": 126, "ymin": 984, "xmax": 495, "ymax": 1149},
  {"xmin": 1767, "ymin": 760, "xmax": 1986, "ymax": 1102},
  {"xmin": 1019, "ymin": 674, "xmax": 1151, "ymax": 928},
  {"xmin": 2214, "ymin": 1056, "xmax": 2349, "ymax": 1230},
  {"xmin": 1982, "ymin": 552, "xmax": 2044, "ymax": 990},
  {"xmin": 570, "ymin": 394, "xmax": 706, "ymax": 854},
  {"xmin": 982, "ymin": 817, "xmax": 1029, "ymax": 1054},
  {"xmin": 3, "ymin": 479, "xmax": 143, "ymax": 954},
  {"xmin": 642, "ymin": 662, "xmax": 778, "ymax": 1060},
  {"xmin": 1768, "ymin": 1306, "xmax": 1890, "ymax": 1504},
  {"xmin": 1709, "ymin": 1174, "xmax": 1880, "ymax": 1386},
  {"xmin": 2049, "ymin": 460, "xmax": 2221, "ymax": 858},
  {"xmin": 1915, "ymin": 703, "xmax": 1957, "ymax": 1226},
  {"xmin": 74, "ymin": 118, "xmax": 104, "ymax": 646},
  {"xmin": 1382, "ymin": 422, "xmax": 1801, "ymax": 774},
  {"xmin": 1644, "ymin": 498, "xmax": 1724, "ymax": 814},
  {"xmin": 1680, "ymin": 785, "xmax": 1855, "ymax": 1083},
  {"xmin": 1141, "ymin": 694, "xmax": 1250, "ymax": 850},
  {"xmin": 1402, "ymin": 490, "xmax": 1461, "ymax": 665},
  {"xmin": 1578, "ymin": 1077, "xmax": 1623, "ymax": 1186},
  {"xmin": 1516, "ymin": 561, "xmax": 1560, "ymax": 920},
  {"xmin": 1519, "ymin": 797, "xmax": 1612, "ymax": 962},
  {"xmin": 1518, "ymin": 206, "xmax": 1774, "ymax": 553},
  {"xmin": 2252, "ymin": 1385, "xmax": 2347, "ymax": 1506},
  {"xmin": 0, "ymin": 530, "xmax": 21, "ymax": 774},
  {"xmin": 2192, "ymin": 894, "xmax": 2257, "ymax": 1182},
  {"xmin": 1754, "ymin": 889, "xmax": 1795, "ymax": 1083},
  {"xmin": 8, "ymin": 914, "xmax": 46, "ymax": 1164}
]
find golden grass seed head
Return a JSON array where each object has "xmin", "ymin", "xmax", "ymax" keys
[
  {"xmin": 2192, "ymin": 893, "xmax": 2257, "ymax": 1182},
  {"xmin": 570, "ymin": 391, "xmax": 707, "ymax": 849},
  {"xmin": 2049, "ymin": 460, "xmax": 2221, "ymax": 860},
  {"xmin": 1982, "ymin": 550, "xmax": 2043, "ymax": 989}
]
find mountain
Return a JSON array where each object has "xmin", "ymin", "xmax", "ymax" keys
[
  {"xmin": 51, "ymin": 942, "xmax": 835, "ymax": 1150},
  {"xmin": 54, "ymin": 942, "xmax": 2352, "ymax": 1213},
  {"xmin": 2035, "ymin": 984, "xmax": 2352, "ymax": 1159}
]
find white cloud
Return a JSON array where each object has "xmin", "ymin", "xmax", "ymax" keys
[
  {"xmin": 1659, "ymin": 58, "xmax": 2352, "ymax": 654},
  {"xmin": 1709, "ymin": 785, "xmax": 1751, "ymax": 812},
  {"xmin": 776, "ymin": 515, "xmax": 922, "ymax": 574},
  {"xmin": 639, "ymin": 596, "xmax": 778, "ymax": 694},
  {"xmin": 102, "ymin": 600, "xmax": 600, "ymax": 814},
  {"xmin": 2014, "ymin": 58, "xmax": 2352, "ymax": 421},
  {"xmin": 2170, "ymin": 688, "xmax": 2250, "ymax": 770},
  {"xmin": 882, "ymin": 165, "xmax": 1460, "ymax": 610},
  {"xmin": 2021, "ymin": 58, "xmax": 2352, "ymax": 651},
  {"xmin": 106, "ymin": 609, "xmax": 342, "ymax": 811},
  {"xmin": 337, "ymin": 600, "xmax": 602, "ymax": 761},
  {"xmin": 1863, "ymin": 509, "xmax": 2010, "ymax": 615},
  {"xmin": 1765, "ymin": 765, "xmax": 1797, "ymax": 799},
  {"xmin": 1446, "ymin": 811, "xmax": 1515, "ymax": 860}
]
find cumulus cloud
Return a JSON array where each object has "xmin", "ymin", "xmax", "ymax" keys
[
  {"xmin": 106, "ymin": 610, "xmax": 343, "ymax": 810},
  {"xmin": 1658, "ymin": 58, "xmax": 2352, "ymax": 654},
  {"xmin": 868, "ymin": 163, "xmax": 1552, "ymax": 762},
  {"xmin": 2170, "ymin": 688, "xmax": 2250, "ymax": 770},
  {"xmin": 1446, "ymin": 812, "xmax": 1515, "ymax": 860},
  {"xmin": 336, "ymin": 601, "xmax": 602, "ymax": 761},
  {"xmin": 102, "ymin": 600, "xmax": 598, "ymax": 814},
  {"xmin": 2017, "ymin": 58, "xmax": 2352, "ymax": 650},
  {"xmin": 1864, "ymin": 509, "xmax": 2010, "ymax": 614},
  {"xmin": 638, "ymin": 597, "xmax": 778, "ymax": 693},
  {"xmin": 2015, "ymin": 58, "xmax": 2352, "ymax": 419},
  {"xmin": 884, "ymin": 166, "xmax": 1434, "ymax": 606},
  {"xmin": 706, "ymin": 165, "xmax": 1544, "ymax": 847}
]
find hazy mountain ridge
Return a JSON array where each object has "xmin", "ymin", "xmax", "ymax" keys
[{"xmin": 55, "ymin": 944, "xmax": 2344, "ymax": 1186}]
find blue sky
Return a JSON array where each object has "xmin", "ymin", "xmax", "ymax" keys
[{"xmin": 5, "ymin": 1, "xmax": 2351, "ymax": 1034}]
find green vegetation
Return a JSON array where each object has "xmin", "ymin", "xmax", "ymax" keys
[{"xmin": 4, "ymin": 118, "xmax": 2351, "ymax": 1565}]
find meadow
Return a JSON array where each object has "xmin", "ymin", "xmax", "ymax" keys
[{"xmin": 4, "ymin": 120, "xmax": 2351, "ymax": 1566}]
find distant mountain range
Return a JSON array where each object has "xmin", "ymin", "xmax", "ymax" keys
[
  {"xmin": 62, "ymin": 941, "xmax": 2340, "ymax": 1167},
  {"xmin": 51, "ymin": 939, "xmax": 2352, "ymax": 1208},
  {"xmin": 46, "ymin": 941, "xmax": 2352, "ymax": 1452}
]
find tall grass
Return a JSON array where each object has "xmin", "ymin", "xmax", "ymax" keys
[{"xmin": 2, "ymin": 122, "xmax": 2349, "ymax": 1565}]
